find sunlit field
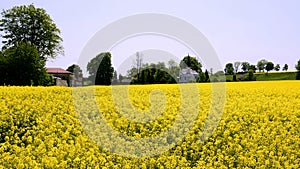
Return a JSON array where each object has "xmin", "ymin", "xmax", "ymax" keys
[{"xmin": 0, "ymin": 81, "xmax": 299, "ymax": 168}]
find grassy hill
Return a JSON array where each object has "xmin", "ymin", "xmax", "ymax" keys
[
  {"xmin": 254, "ymin": 71, "xmax": 297, "ymax": 81},
  {"xmin": 225, "ymin": 71, "xmax": 297, "ymax": 82}
]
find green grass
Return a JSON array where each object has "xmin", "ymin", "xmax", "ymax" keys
[
  {"xmin": 255, "ymin": 72, "xmax": 297, "ymax": 81},
  {"xmin": 225, "ymin": 71, "xmax": 297, "ymax": 81}
]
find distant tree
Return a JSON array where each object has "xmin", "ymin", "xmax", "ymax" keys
[
  {"xmin": 214, "ymin": 71, "xmax": 225, "ymax": 76},
  {"xmin": 196, "ymin": 72, "xmax": 206, "ymax": 82},
  {"xmin": 274, "ymin": 64, "xmax": 280, "ymax": 71},
  {"xmin": 67, "ymin": 64, "xmax": 83, "ymax": 79},
  {"xmin": 257, "ymin": 59, "xmax": 268, "ymax": 72},
  {"xmin": 66, "ymin": 64, "xmax": 83, "ymax": 86},
  {"xmin": 295, "ymin": 60, "xmax": 300, "ymax": 71},
  {"xmin": 248, "ymin": 69, "xmax": 255, "ymax": 81},
  {"xmin": 282, "ymin": 64, "xmax": 288, "ymax": 71},
  {"xmin": 167, "ymin": 59, "xmax": 178, "ymax": 76},
  {"xmin": 241, "ymin": 62, "xmax": 250, "ymax": 72},
  {"xmin": 127, "ymin": 67, "xmax": 138, "ymax": 78},
  {"xmin": 234, "ymin": 62, "xmax": 241, "ymax": 73},
  {"xmin": 2, "ymin": 42, "xmax": 52, "ymax": 86},
  {"xmin": 168, "ymin": 59, "xmax": 176, "ymax": 70},
  {"xmin": 249, "ymin": 65, "xmax": 257, "ymax": 73},
  {"xmin": 134, "ymin": 52, "xmax": 143, "ymax": 74},
  {"xmin": 224, "ymin": 63, "xmax": 234, "ymax": 75},
  {"xmin": 0, "ymin": 4, "xmax": 63, "ymax": 61},
  {"xmin": 205, "ymin": 69, "xmax": 210, "ymax": 82},
  {"xmin": 210, "ymin": 68, "xmax": 213, "ymax": 76},
  {"xmin": 180, "ymin": 55, "xmax": 202, "ymax": 72},
  {"xmin": 233, "ymin": 74, "xmax": 237, "ymax": 81},
  {"xmin": 113, "ymin": 70, "xmax": 118, "ymax": 83},
  {"xmin": 266, "ymin": 62, "xmax": 274, "ymax": 73},
  {"xmin": 118, "ymin": 74, "xmax": 124, "ymax": 82},
  {"xmin": 296, "ymin": 60, "xmax": 300, "ymax": 80},
  {"xmin": 156, "ymin": 62, "xmax": 167, "ymax": 70},
  {"xmin": 87, "ymin": 52, "xmax": 114, "ymax": 85}
]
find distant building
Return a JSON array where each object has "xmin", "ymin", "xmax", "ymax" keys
[
  {"xmin": 46, "ymin": 68, "xmax": 73, "ymax": 86},
  {"xmin": 179, "ymin": 67, "xmax": 198, "ymax": 83}
]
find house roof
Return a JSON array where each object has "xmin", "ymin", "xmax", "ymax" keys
[
  {"xmin": 180, "ymin": 67, "xmax": 198, "ymax": 75},
  {"xmin": 46, "ymin": 68, "xmax": 72, "ymax": 74}
]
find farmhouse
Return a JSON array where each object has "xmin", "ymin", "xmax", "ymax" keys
[
  {"xmin": 46, "ymin": 68, "xmax": 72, "ymax": 86},
  {"xmin": 179, "ymin": 67, "xmax": 198, "ymax": 83}
]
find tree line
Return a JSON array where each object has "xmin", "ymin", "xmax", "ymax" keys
[
  {"xmin": 1, "ymin": 4, "xmax": 300, "ymax": 86},
  {"xmin": 224, "ymin": 60, "xmax": 289, "ymax": 75}
]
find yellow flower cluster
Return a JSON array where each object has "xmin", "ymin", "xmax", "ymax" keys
[{"xmin": 0, "ymin": 81, "xmax": 299, "ymax": 168}]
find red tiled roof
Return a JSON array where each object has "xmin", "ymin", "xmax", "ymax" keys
[{"xmin": 46, "ymin": 68, "xmax": 72, "ymax": 74}]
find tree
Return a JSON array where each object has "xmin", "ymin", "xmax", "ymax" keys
[
  {"xmin": 257, "ymin": 59, "xmax": 268, "ymax": 72},
  {"xmin": 210, "ymin": 68, "xmax": 213, "ymax": 76},
  {"xmin": 87, "ymin": 52, "xmax": 114, "ymax": 85},
  {"xmin": 180, "ymin": 55, "xmax": 202, "ymax": 72},
  {"xmin": 205, "ymin": 69, "xmax": 210, "ymax": 82},
  {"xmin": 113, "ymin": 70, "xmax": 118, "ymax": 83},
  {"xmin": 274, "ymin": 64, "xmax": 280, "ymax": 71},
  {"xmin": 234, "ymin": 62, "xmax": 241, "ymax": 73},
  {"xmin": 127, "ymin": 67, "xmax": 138, "ymax": 78},
  {"xmin": 224, "ymin": 63, "xmax": 234, "ymax": 75},
  {"xmin": 241, "ymin": 62, "xmax": 250, "ymax": 72},
  {"xmin": 296, "ymin": 60, "xmax": 300, "ymax": 80},
  {"xmin": 66, "ymin": 64, "xmax": 81, "ymax": 86},
  {"xmin": 249, "ymin": 65, "xmax": 257, "ymax": 73},
  {"xmin": 282, "ymin": 64, "xmax": 288, "ymax": 71},
  {"xmin": 0, "ymin": 4, "xmax": 63, "ymax": 61},
  {"xmin": 67, "ymin": 64, "xmax": 83, "ymax": 79},
  {"xmin": 134, "ymin": 52, "xmax": 143, "ymax": 74},
  {"xmin": 119, "ymin": 74, "xmax": 124, "ymax": 82},
  {"xmin": 265, "ymin": 62, "xmax": 274, "ymax": 73},
  {"xmin": 0, "ymin": 51, "xmax": 8, "ymax": 85},
  {"xmin": 168, "ymin": 59, "xmax": 176, "ymax": 69},
  {"xmin": 2, "ymin": 42, "xmax": 52, "ymax": 86},
  {"xmin": 248, "ymin": 69, "xmax": 255, "ymax": 81},
  {"xmin": 196, "ymin": 72, "xmax": 206, "ymax": 82}
]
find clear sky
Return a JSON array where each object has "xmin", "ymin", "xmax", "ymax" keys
[{"xmin": 1, "ymin": 0, "xmax": 300, "ymax": 75}]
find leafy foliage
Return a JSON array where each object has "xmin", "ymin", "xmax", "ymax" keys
[
  {"xmin": 0, "ymin": 42, "xmax": 53, "ymax": 86},
  {"xmin": 283, "ymin": 64, "xmax": 288, "ymax": 71},
  {"xmin": 241, "ymin": 62, "xmax": 250, "ymax": 72},
  {"xmin": 87, "ymin": 52, "xmax": 114, "ymax": 85},
  {"xmin": 266, "ymin": 62, "xmax": 274, "ymax": 73},
  {"xmin": 257, "ymin": 59, "xmax": 268, "ymax": 72},
  {"xmin": 180, "ymin": 55, "xmax": 202, "ymax": 73},
  {"xmin": 0, "ymin": 4, "xmax": 63, "ymax": 61},
  {"xmin": 224, "ymin": 63, "xmax": 234, "ymax": 75}
]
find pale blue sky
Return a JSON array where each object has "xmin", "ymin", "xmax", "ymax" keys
[{"xmin": 1, "ymin": 0, "xmax": 300, "ymax": 74}]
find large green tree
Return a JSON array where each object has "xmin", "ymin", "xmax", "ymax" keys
[
  {"xmin": 257, "ymin": 59, "xmax": 268, "ymax": 72},
  {"xmin": 0, "ymin": 4, "xmax": 63, "ymax": 61},
  {"xmin": 241, "ymin": 62, "xmax": 250, "ymax": 72},
  {"xmin": 2, "ymin": 42, "xmax": 53, "ymax": 86},
  {"xmin": 67, "ymin": 64, "xmax": 83, "ymax": 79},
  {"xmin": 249, "ymin": 64, "xmax": 257, "ymax": 73},
  {"xmin": 87, "ymin": 52, "xmax": 114, "ymax": 85},
  {"xmin": 266, "ymin": 61, "xmax": 274, "ymax": 73},
  {"xmin": 224, "ymin": 63, "xmax": 234, "ymax": 75},
  {"xmin": 180, "ymin": 55, "xmax": 202, "ymax": 72}
]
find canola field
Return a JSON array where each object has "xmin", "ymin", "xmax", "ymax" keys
[{"xmin": 0, "ymin": 81, "xmax": 299, "ymax": 168}]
